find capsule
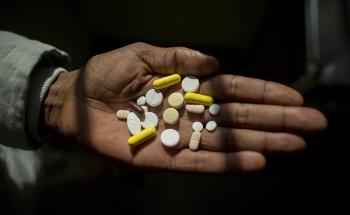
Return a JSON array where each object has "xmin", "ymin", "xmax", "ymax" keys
[
  {"xmin": 128, "ymin": 127, "xmax": 156, "ymax": 147},
  {"xmin": 128, "ymin": 101, "xmax": 144, "ymax": 114},
  {"xmin": 184, "ymin": 92, "xmax": 214, "ymax": 106},
  {"xmin": 153, "ymin": 74, "xmax": 181, "ymax": 89}
]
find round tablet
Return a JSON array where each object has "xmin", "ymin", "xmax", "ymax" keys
[
  {"xmin": 192, "ymin": 121, "xmax": 204, "ymax": 132},
  {"xmin": 160, "ymin": 129, "xmax": 180, "ymax": 147},
  {"xmin": 206, "ymin": 121, "xmax": 217, "ymax": 132},
  {"xmin": 181, "ymin": 76, "xmax": 200, "ymax": 93},
  {"xmin": 141, "ymin": 112, "xmax": 159, "ymax": 129},
  {"xmin": 146, "ymin": 89, "xmax": 163, "ymax": 107},
  {"xmin": 137, "ymin": 96, "xmax": 146, "ymax": 106},
  {"xmin": 127, "ymin": 112, "xmax": 142, "ymax": 135},
  {"xmin": 209, "ymin": 104, "xmax": 220, "ymax": 115},
  {"xmin": 162, "ymin": 108, "xmax": 179, "ymax": 124},
  {"xmin": 168, "ymin": 92, "xmax": 184, "ymax": 109}
]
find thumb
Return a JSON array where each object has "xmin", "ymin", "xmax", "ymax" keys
[{"xmin": 131, "ymin": 42, "xmax": 219, "ymax": 77}]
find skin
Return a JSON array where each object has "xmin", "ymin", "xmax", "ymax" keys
[{"xmin": 43, "ymin": 42, "xmax": 328, "ymax": 173}]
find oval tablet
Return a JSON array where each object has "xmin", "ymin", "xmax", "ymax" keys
[
  {"xmin": 181, "ymin": 76, "xmax": 199, "ymax": 93},
  {"xmin": 146, "ymin": 89, "xmax": 163, "ymax": 107},
  {"xmin": 206, "ymin": 121, "xmax": 217, "ymax": 132},
  {"xmin": 209, "ymin": 104, "xmax": 220, "ymax": 115},
  {"xmin": 162, "ymin": 108, "xmax": 179, "ymax": 125},
  {"xmin": 116, "ymin": 110, "xmax": 129, "ymax": 119},
  {"xmin": 160, "ymin": 129, "xmax": 180, "ymax": 147},
  {"xmin": 141, "ymin": 112, "xmax": 159, "ymax": 129},
  {"xmin": 189, "ymin": 131, "xmax": 201, "ymax": 151},
  {"xmin": 186, "ymin": 104, "xmax": 205, "ymax": 114},
  {"xmin": 192, "ymin": 121, "xmax": 204, "ymax": 132},
  {"xmin": 168, "ymin": 92, "xmax": 184, "ymax": 109},
  {"xmin": 127, "ymin": 112, "xmax": 142, "ymax": 135}
]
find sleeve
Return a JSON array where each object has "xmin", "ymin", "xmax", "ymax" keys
[{"xmin": 0, "ymin": 31, "xmax": 71, "ymax": 150}]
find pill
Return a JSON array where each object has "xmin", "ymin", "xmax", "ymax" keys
[
  {"xmin": 185, "ymin": 104, "xmax": 205, "ymax": 114},
  {"xmin": 116, "ymin": 110, "xmax": 129, "ymax": 119},
  {"xmin": 128, "ymin": 127, "xmax": 156, "ymax": 147},
  {"xmin": 189, "ymin": 131, "xmax": 201, "ymax": 151},
  {"xmin": 160, "ymin": 129, "xmax": 180, "ymax": 148},
  {"xmin": 206, "ymin": 121, "xmax": 217, "ymax": 132},
  {"xmin": 140, "ymin": 112, "xmax": 159, "ymax": 129},
  {"xmin": 168, "ymin": 92, "xmax": 184, "ymax": 109},
  {"xmin": 181, "ymin": 76, "xmax": 199, "ymax": 93},
  {"xmin": 127, "ymin": 112, "xmax": 142, "ymax": 135},
  {"xmin": 146, "ymin": 89, "xmax": 163, "ymax": 107},
  {"xmin": 128, "ymin": 101, "xmax": 144, "ymax": 114},
  {"xmin": 192, "ymin": 121, "xmax": 204, "ymax": 132},
  {"xmin": 141, "ymin": 106, "xmax": 148, "ymax": 112},
  {"xmin": 162, "ymin": 108, "xmax": 179, "ymax": 125},
  {"xmin": 137, "ymin": 96, "xmax": 146, "ymax": 106},
  {"xmin": 184, "ymin": 92, "xmax": 214, "ymax": 106},
  {"xmin": 209, "ymin": 104, "xmax": 220, "ymax": 115},
  {"xmin": 153, "ymin": 74, "xmax": 181, "ymax": 89}
]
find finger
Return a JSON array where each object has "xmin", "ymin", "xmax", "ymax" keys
[
  {"xmin": 131, "ymin": 42, "xmax": 219, "ymax": 77},
  {"xmin": 171, "ymin": 150, "xmax": 266, "ymax": 173},
  {"xmin": 199, "ymin": 128, "xmax": 306, "ymax": 153},
  {"xmin": 200, "ymin": 74, "xmax": 304, "ymax": 106},
  {"xmin": 185, "ymin": 104, "xmax": 328, "ymax": 133}
]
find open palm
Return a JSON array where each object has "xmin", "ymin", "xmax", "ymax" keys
[{"xmin": 46, "ymin": 43, "xmax": 327, "ymax": 173}]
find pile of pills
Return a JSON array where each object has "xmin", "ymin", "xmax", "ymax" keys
[{"xmin": 116, "ymin": 74, "xmax": 220, "ymax": 151}]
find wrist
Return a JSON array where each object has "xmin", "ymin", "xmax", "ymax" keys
[{"xmin": 43, "ymin": 70, "xmax": 79, "ymax": 131}]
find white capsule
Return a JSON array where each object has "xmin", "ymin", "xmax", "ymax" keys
[
  {"xmin": 209, "ymin": 104, "xmax": 220, "ymax": 115},
  {"xmin": 189, "ymin": 131, "xmax": 201, "ymax": 151},
  {"xmin": 116, "ymin": 110, "xmax": 129, "ymax": 119},
  {"xmin": 137, "ymin": 96, "xmax": 146, "ymax": 106},
  {"xmin": 127, "ymin": 112, "xmax": 142, "ymax": 135},
  {"xmin": 192, "ymin": 121, "xmax": 204, "ymax": 132},
  {"xmin": 146, "ymin": 89, "xmax": 163, "ymax": 107},
  {"xmin": 160, "ymin": 129, "xmax": 180, "ymax": 148},
  {"xmin": 206, "ymin": 121, "xmax": 217, "ymax": 132},
  {"xmin": 140, "ymin": 112, "xmax": 159, "ymax": 129},
  {"xmin": 181, "ymin": 76, "xmax": 200, "ymax": 93}
]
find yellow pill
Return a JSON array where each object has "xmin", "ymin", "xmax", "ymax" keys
[
  {"xmin": 184, "ymin": 93, "xmax": 214, "ymax": 106},
  {"xmin": 128, "ymin": 127, "xmax": 156, "ymax": 147},
  {"xmin": 163, "ymin": 108, "xmax": 180, "ymax": 125},
  {"xmin": 153, "ymin": 74, "xmax": 181, "ymax": 89}
]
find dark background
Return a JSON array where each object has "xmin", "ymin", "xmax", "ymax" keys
[{"xmin": 0, "ymin": 0, "xmax": 348, "ymax": 214}]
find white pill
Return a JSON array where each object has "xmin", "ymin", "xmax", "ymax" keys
[
  {"xmin": 186, "ymin": 104, "xmax": 205, "ymax": 114},
  {"xmin": 116, "ymin": 110, "xmax": 129, "ymax": 119},
  {"xmin": 140, "ymin": 112, "xmax": 159, "ymax": 129},
  {"xmin": 127, "ymin": 112, "xmax": 142, "ymax": 135},
  {"xmin": 182, "ymin": 76, "xmax": 200, "ymax": 93},
  {"xmin": 189, "ymin": 131, "xmax": 201, "ymax": 151},
  {"xmin": 192, "ymin": 121, "xmax": 204, "ymax": 132},
  {"xmin": 137, "ymin": 96, "xmax": 146, "ymax": 106},
  {"xmin": 209, "ymin": 104, "xmax": 220, "ymax": 115},
  {"xmin": 160, "ymin": 129, "xmax": 180, "ymax": 148},
  {"xmin": 206, "ymin": 121, "xmax": 217, "ymax": 132},
  {"xmin": 146, "ymin": 89, "xmax": 163, "ymax": 107},
  {"xmin": 141, "ymin": 106, "xmax": 148, "ymax": 112}
]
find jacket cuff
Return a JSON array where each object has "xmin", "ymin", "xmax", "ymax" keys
[{"xmin": 26, "ymin": 67, "xmax": 68, "ymax": 148}]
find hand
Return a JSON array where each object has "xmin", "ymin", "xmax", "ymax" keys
[{"xmin": 44, "ymin": 42, "xmax": 327, "ymax": 173}]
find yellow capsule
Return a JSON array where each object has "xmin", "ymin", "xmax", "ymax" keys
[
  {"xmin": 153, "ymin": 74, "xmax": 181, "ymax": 89},
  {"xmin": 184, "ymin": 93, "xmax": 214, "ymax": 106},
  {"xmin": 128, "ymin": 127, "xmax": 156, "ymax": 147}
]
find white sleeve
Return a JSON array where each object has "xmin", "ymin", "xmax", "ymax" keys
[{"xmin": 0, "ymin": 31, "xmax": 70, "ymax": 149}]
